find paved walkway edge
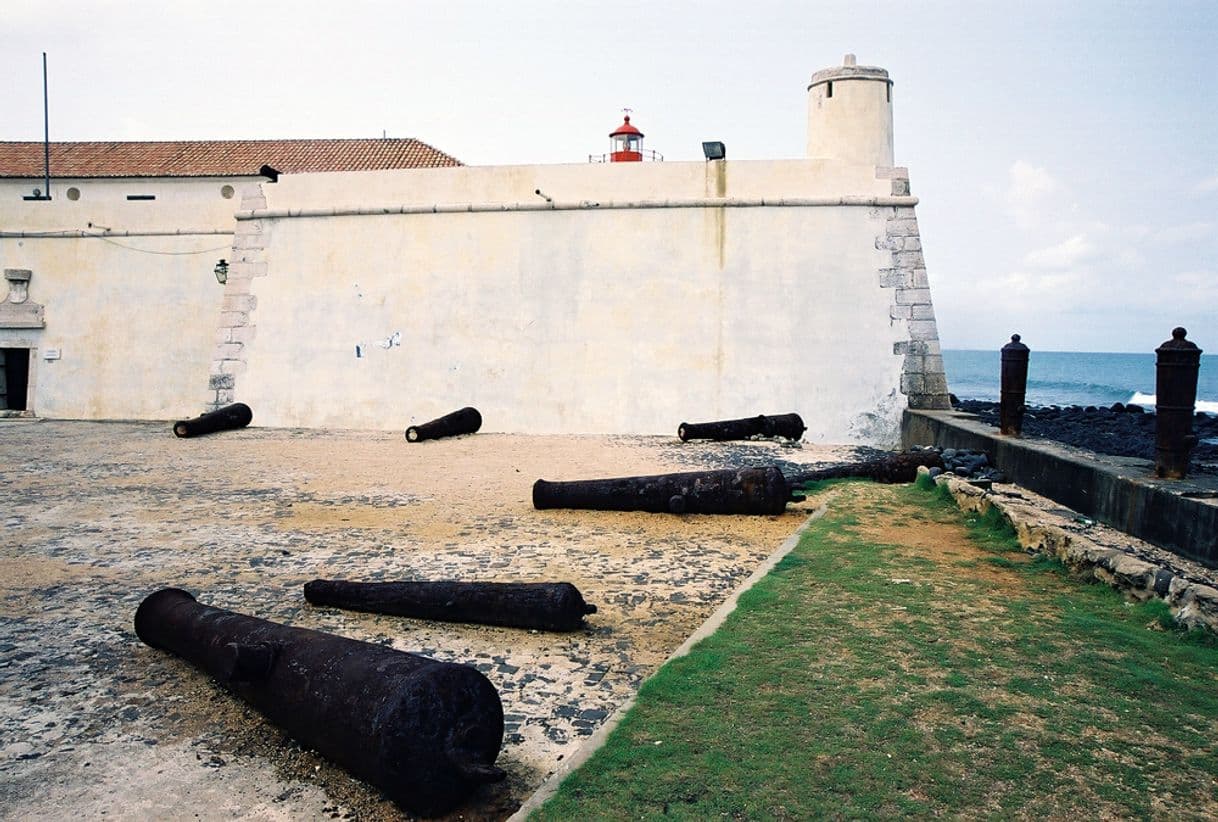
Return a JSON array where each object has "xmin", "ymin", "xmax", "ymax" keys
[{"xmin": 508, "ymin": 501, "xmax": 830, "ymax": 820}]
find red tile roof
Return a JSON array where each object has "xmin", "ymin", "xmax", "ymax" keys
[{"xmin": 0, "ymin": 138, "xmax": 462, "ymax": 178}]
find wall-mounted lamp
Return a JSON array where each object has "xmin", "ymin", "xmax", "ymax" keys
[
  {"xmin": 214, "ymin": 258, "xmax": 229, "ymax": 285},
  {"xmin": 260, "ymin": 164, "xmax": 280, "ymax": 183},
  {"xmin": 702, "ymin": 142, "xmax": 726, "ymax": 161},
  {"xmin": 534, "ymin": 188, "xmax": 553, "ymax": 203}
]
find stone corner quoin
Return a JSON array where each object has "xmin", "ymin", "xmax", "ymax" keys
[
  {"xmin": 873, "ymin": 176, "xmax": 950, "ymax": 412},
  {"xmin": 206, "ymin": 183, "xmax": 266, "ymax": 411}
]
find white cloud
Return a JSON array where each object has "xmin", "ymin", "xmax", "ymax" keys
[
  {"xmin": 1151, "ymin": 221, "xmax": 1215, "ymax": 244},
  {"xmin": 1173, "ymin": 270, "xmax": 1218, "ymax": 301},
  {"xmin": 1006, "ymin": 160, "xmax": 1063, "ymax": 229},
  {"xmin": 1024, "ymin": 234, "xmax": 1099, "ymax": 269}
]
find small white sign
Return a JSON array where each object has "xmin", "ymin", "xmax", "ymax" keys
[{"xmin": 43, "ymin": 348, "xmax": 61, "ymax": 360}]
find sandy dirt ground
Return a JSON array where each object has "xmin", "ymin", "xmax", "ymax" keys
[{"xmin": 0, "ymin": 420, "xmax": 860, "ymax": 820}]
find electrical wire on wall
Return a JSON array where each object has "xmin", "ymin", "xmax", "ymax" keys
[{"xmin": 94, "ymin": 235, "xmax": 231, "ymax": 255}]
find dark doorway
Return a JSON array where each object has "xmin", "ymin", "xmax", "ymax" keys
[{"xmin": 1, "ymin": 348, "xmax": 30, "ymax": 410}]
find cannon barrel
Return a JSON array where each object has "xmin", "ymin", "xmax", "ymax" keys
[
  {"xmin": 134, "ymin": 588, "xmax": 505, "ymax": 817},
  {"xmin": 793, "ymin": 450, "xmax": 944, "ymax": 485},
  {"xmin": 533, "ymin": 466, "xmax": 798, "ymax": 515},
  {"xmin": 305, "ymin": 580, "xmax": 597, "ymax": 632},
  {"xmin": 406, "ymin": 406, "xmax": 482, "ymax": 442},
  {"xmin": 173, "ymin": 402, "xmax": 252, "ymax": 438},
  {"xmin": 678, "ymin": 413, "xmax": 806, "ymax": 442}
]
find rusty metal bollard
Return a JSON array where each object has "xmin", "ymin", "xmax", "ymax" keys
[
  {"xmin": 173, "ymin": 402, "xmax": 252, "ymax": 438},
  {"xmin": 1155, "ymin": 327, "xmax": 1203, "ymax": 478},
  {"xmin": 677, "ymin": 413, "xmax": 806, "ymax": 442},
  {"xmin": 533, "ymin": 466, "xmax": 799, "ymax": 515},
  {"xmin": 134, "ymin": 588, "xmax": 505, "ymax": 816},
  {"xmin": 1000, "ymin": 334, "xmax": 1030, "ymax": 435},
  {"xmin": 305, "ymin": 579, "xmax": 597, "ymax": 632},
  {"xmin": 406, "ymin": 406, "xmax": 482, "ymax": 442}
]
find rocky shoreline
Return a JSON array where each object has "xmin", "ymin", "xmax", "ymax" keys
[{"xmin": 953, "ymin": 399, "xmax": 1218, "ymax": 471}]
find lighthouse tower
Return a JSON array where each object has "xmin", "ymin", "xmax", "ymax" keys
[{"xmin": 806, "ymin": 54, "xmax": 894, "ymax": 167}]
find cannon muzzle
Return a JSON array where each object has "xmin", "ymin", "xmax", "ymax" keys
[
  {"xmin": 406, "ymin": 406, "xmax": 482, "ymax": 442},
  {"xmin": 173, "ymin": 402, "xmax": 252, "ymax": 438},
  {"xmin": 305, "ymin": 580, "xmax": 597, "ymax": 632},
  {"xmin": 677, "ymin": 413, "xmax": 806, "ymax": 442},
  {"xmin": 533, "ymin": 466, "xmax": 798, "ymax": 515},
  {"xmin": 134, "ymin": 588, "xmax": 505, "ymax": 817}
]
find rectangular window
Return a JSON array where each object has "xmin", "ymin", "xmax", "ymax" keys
[
  {"xmin": 826, "ymin": 82, "xmax": 833, "ymax": 98},
  {"xmin": 126, "ymin": 194, "xmax": 156, "ymax": 201}
]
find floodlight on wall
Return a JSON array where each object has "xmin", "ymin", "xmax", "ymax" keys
[
  {"xmin": 702, "ymin": 142, "xmax": 726, "ymax": 161},
  {"xmin": 259, "ymin": 164, "xmax": 280, "ymax": 182},
  {"xmin": 214, "ymin": 259, "xmax": 229, "ymax": 285}
]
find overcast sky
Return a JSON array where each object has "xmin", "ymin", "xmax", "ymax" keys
[{"xmin": 3, "ymin": 0, "xmax": 1215, "ymax": 353}]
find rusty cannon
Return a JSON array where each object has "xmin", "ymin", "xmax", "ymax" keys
[
  {"xmin": 406, "ymin": 406, "xmax": 483, "ymax": 443},
  {"xmin": 677, "ymin": 412, "xmax": 807, "ymax": 442},
  {"xmin": 533, "ymin": 466, "xmax": 801, "ymax": 515},
  {"xmin": 134, "ymin": 588, "xmax": 505, "ymax": 817},
  {"xmin": 172, "ymin": 402, "xmax": 252, "ymax": 438},
  {"xmin": 792, "ymin": 449, "xmax": 945, "ymax": 485},
  {"xmin": 305, "ymin": 580, "xmax": 597, "ymax": 632}
]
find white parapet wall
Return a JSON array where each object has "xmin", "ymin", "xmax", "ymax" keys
[{"xmin": 214, "ymin": 159, "xmax": 948, "ymax": 444}]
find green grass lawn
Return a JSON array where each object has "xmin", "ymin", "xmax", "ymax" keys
[{"xmin": 531, "ymin": 480, "xmax": 1218, "ymax": 820}]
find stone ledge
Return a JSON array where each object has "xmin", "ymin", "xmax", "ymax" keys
[
  {"xmin": 903, "ymin": 409, "xmax": 1218, "ymax": 567},
  {"xmin": 929, "ymin": 470, "xmax": 1218, "ymax": 634}
]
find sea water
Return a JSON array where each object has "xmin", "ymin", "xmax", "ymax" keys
[{"xmin": 942, "ymin": 349, "xmax": 1218, "ymax": 413}]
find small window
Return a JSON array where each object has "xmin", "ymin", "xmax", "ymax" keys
[
  {"xmin": 826, "ymin": 81, "xmax": 833, "ymax": 98},
  {"xmin": 887, "ymin": 84, "xmax": 891, "ymax": 102},
  {"xmin": 66, "ymin": 187, "xmax": 81, "ymax": 201},
  {"xmin": 220, "ymin": 184, "xmax": 235, "ymax": 199},
  {"xmin": 126, "ymin": 194, "xmax": 155, "ymax": 201}
]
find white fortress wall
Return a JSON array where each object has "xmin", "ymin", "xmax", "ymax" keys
[
  {"xmin": 218, "ymin": 159, "xmax": 944, "ymax": 443},
  {"xmin": 0, "ymin": 177, "xmax": 246, "ymax": 419}
]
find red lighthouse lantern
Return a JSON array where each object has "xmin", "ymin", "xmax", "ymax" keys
[{"xmin": 609, "ymin": 114, "xmax": 645, "ymax": 162}]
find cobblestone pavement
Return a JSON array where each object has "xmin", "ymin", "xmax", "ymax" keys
[{"xmin": 0, "ymin": 421, "xmax": 856, "ymax": 820}]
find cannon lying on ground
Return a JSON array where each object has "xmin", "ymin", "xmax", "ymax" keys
[
  {"xmin": 305, "ymin": 580, "xmax": 597, "ymax": 632},
  {"xmin": 533, "ymin": 466, "xmax": 801, "ymax": 515},
  {"xmin": 172, "ymin": 402, "xmax": 252, "ymax": 438},
  {"xmin": 406, "ymin": 406, "xmax": 482, "ymax": 442},
  {"xmin": 791, "ymin": 450, "xmax": 945, "ymax": 485},
  {"xmin": 678, "ymin": 413, "xmax": 806, "ymax": 442},
  {"xmin": 134, "ymin": 588, "xmax": 505, "ymax": 817}
]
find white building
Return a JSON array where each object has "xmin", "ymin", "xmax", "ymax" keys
[{"xmin": 1, "ymin": 57, "xmax": 949, "ymax": 444}]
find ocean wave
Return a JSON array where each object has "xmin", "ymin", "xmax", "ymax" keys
[
  {"xmin": 1129, "ymin": 392, "xmax": 1218, "ymax": 414},
  {"xmin": 1028, "ymin": 378, "xmax": 1136, "ymax": 394}
]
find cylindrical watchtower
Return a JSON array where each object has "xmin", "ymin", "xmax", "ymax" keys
[{"xmin": 806, "ymin": 54, "xmax": 894, "ymax": 167}]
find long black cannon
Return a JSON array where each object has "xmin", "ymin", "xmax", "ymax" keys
[
  {"xmin": 406, "ymin": 406, "xmax": 482, "ymax": 442},
  {"xmin": 533, "ymin": 466, "xmax": 800, "ymax": 515},
  {"xmin": 173, "ymin": 402, "xmax": 252, "ymax": 438},
  {"xmin": 305, "ymin": 580, "xmax": 597, "ymax": 632},
  {"xmin": 792, "ymin": 450, "xmax": 945, "ymax": 485},
  {"xmin": 678, "ymin": 413, "xmax": 806, "ymax": 442},
  {"xmin": 134, "ymin": 588, "xmax": 505, "ymax": 817}
]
